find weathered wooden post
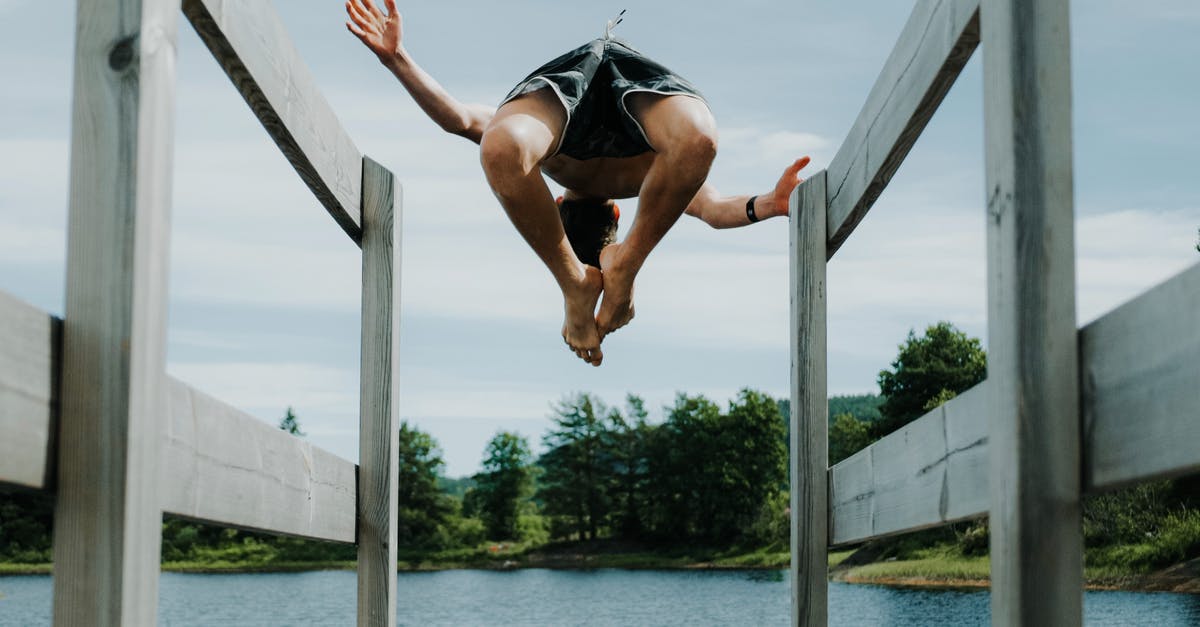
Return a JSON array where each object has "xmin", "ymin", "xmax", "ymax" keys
[
  {"xmin": 790, "ymin": 171, "xmax": 829, "ymax": 627},
  {"xmin": 981, "ymin": 0, "xmax": 1082, "ymax": 624},
  {"xmin": 357, "ymin": 156, "xmax": 401, "ymax": 627},
  {"xmin": 52, "ymin": 0, "xmax": 181, "ymax": 623}
]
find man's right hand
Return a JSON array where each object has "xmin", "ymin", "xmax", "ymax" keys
[{"xmin": 345, "ymin": 0, "xmax": 403, "ymax": 63}]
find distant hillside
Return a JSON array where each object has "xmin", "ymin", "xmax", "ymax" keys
[
  {"xmin": 437, "ymin": 475, "xmax": 475, "ymax": 498},
  {"xmin": 777, "ymin": 393, "xmax": 883, "ymax": 426},
  {"xmin": 828, "ymin": 394, "xmax": 882, "ymax": 423}
]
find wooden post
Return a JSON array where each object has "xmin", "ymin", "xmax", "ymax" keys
[
  {"xmin": 790, "ymin": 171, "xmax": 828, "ymax": 627},
  {"xmin": 52, "ymin": 0, "xmax": 180, "ymax": 623},
  {"xmin": 981, "ymin": 0, "xmax": 1082, "ymax": 624},
  {"xmin": 357, "ymin": 156, "xmax": 400, "ymax": 627}
]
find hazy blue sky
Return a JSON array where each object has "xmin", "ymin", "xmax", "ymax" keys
[{"xmin": 1, "ymin": 1, "xmax": 1196, "ymax": 476}]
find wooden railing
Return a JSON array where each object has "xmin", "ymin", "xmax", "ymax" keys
[
  {"xmin": 788, "ymin": 0, "xmax": 1199, "ymax": 625},
  {"xmin": 0, "ymin": 1, "xmax": 400, "ymax": 625}
]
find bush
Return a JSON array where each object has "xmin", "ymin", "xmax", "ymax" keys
[
  {"xmin": 517, "ymin": 514, "xmax": 550, "ymax": 545},
  {"xmin": 1086, "ymin": 508, "xmax": 1200, "ymax": 572},
  {"xmin": 747, "ymin": 490, "xmax": 789, "ymax": 547},
  {"xmin": 955, "ymin": 521, "xmax": 989, "ymax": 556},
  {"xmin": 1084, "ymin": 482, "xmax": 1173, "ymax": 546},
  {"xmin": 451, "ymin": 516, "xmax": 487, "ymax": 547}
]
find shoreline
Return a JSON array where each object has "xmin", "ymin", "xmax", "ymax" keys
[{"xmin": 3, "ymin": 554, "xmax": 1197, "ymax": 594}]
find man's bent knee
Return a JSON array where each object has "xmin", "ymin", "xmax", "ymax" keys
[
  {"xmin": 480, "ymin": 127, "xmax": 531, "ymax": 177},
  {"xmin": 676, "ymin": 126, "xmax": 717, "ymax": 164}
]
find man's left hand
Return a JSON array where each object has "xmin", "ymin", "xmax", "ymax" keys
[{"xmin": 759, "ymin": 156, "xmax": 811, "ymax": 219}]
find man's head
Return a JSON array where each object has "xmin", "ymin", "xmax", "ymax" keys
[{"xmin": 556, "ymin": 196, "xmax": 620, "ymax": 268}]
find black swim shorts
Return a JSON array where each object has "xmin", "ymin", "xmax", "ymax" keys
[{"xmin": 500, "ymin": 37, "xmax": 707, "ymax": 161}]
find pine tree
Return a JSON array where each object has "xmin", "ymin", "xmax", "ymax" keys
[{"xmin": 278, "ymin": 407, "xmax": 305, "ymax": 436}]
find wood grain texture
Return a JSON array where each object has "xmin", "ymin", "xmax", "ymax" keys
[
  {"xmin": 1083, "ymin": 263, "xmax": 1200, "ymax": 492},
  {"xmin": 161, "ymin": 380, "xmax": 357, "ymax": 542},
  {"xmin": 829, "ymin": 384, "xmax": 989, "ymax": 546},
  {"xmin": 0, "ymin": 291, "xmax": 59, "ymax": 490},
  {"xmin": 183, "ymin": 0, "xmax": 364, "ymax": 243},
  {"xmin": 824, "ymin": 0, "xmax": 980, "ymax": 258},
  {"xmin": 790, "ymin": 171, "xmax": 828, "ymax": 627},
  {"xmin": 357, "ymin": 156, "xmax": 400, "ymax": 626},
  {"xmin": 982, "ymin": 0, "xmax": 1082, "ymax": 623},
  {"xmin": 0, "ymin": 292, "xmax": 356, "ymax": 543},
  {"xmin": 52, "ymin": 0, "xmax": 180, "ymax": 623}
]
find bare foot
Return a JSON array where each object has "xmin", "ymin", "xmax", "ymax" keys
[
  {"xmin": 597, "ymin": 243, "xmax": 636, "ymax": 338},
  {"xmin": 562, "ymin": 264, "xmax": 605, "ymax": 366}
]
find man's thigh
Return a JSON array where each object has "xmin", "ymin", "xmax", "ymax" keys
[
  {"xmin": 625, "ymin": 93, "xmax": 716, "ymax": 152},
  {"xmin": 485, "ymin": 87, "xmax": 568, "ymax": 164}
]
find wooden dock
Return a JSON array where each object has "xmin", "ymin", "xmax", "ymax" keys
[
  {"xmin": 789, "ymin": 0, "xmax": 1199, "ymax": 625},
  {"xmin": 0, "ymin": 0, "xmax": 1196, "ymax": 625}
]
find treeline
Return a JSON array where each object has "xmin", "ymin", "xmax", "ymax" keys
[
  {"xmin": 2, "ymin": 322, "xmax": 1198, "ymax": 572},
  {"xmin": 384, "ymin": 389, "xmax": 790, "ymax": 553}
]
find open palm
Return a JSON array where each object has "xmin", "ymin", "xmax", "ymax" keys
[{"xmin": 345, "ymin": 0, "xmax": 402, "ymax": 61}]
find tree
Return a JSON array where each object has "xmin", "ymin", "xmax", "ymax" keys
[
  {"xmin": 538, "ymin": 394, "xmax": 613, "ymax": 541},
  {"xmin": 874, "ymin": 322, "xmax": 987, "ymax": 438},
  {"xmin": 472, "ymin": 431, "xmax": 534, "ymax": 540},
  {"xmin": 396, "ymin": 422, "xmax": 453, "ymax": 548},
  {"xmin": 645, "ymin": 393, "xmax": 722, "ymax": 540},
  {"xmin": 829, "ymin": 412, "xmax": 872, "ymax": 465},
  {"xmin": 607, "ymin": 395, "xmax": 653, "ymax": 539},
  {"xmin": 646, "ymin": 390, "xmax": 786, "ymax": 544},
  {"xmin": 278, "ymin": 407, "xmax": 305, "ymax": 436},
  {"xmin": 718, "ymin": 389, "xmax": 788, "ymax": 540}
]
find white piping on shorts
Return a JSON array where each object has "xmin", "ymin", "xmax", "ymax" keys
[
  {"xmin": 505, "ymin": 76, "xmax": 574, "ymax": 156},
  {"xmin": 618, "ymin": 88, "xmax": 711, "ymax": 152}
]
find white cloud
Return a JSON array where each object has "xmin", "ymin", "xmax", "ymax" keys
[
  {"xmin": 168, "ymin": 361, "xmax": 357, "ymax": 414},
  {"xmin": 1076, "ymin": 208, "xmax": 1199, "ymax": 324},
  {"xmin": 170, "ymin": 234, "xmax": 362, "ymax": 311},
  {"xmin": 167, "ymin": 360, "xmax": 361, "ymax": 463}
]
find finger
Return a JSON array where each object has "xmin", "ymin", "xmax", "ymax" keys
[
  {"xmin": 346, "ymin": 22, "xmax": 370, "ymax": 42},
  {"xmin": 796, "ymin": 155, "xmax": 811, "ymax": 169},
  {"xmin": 384, "ymin": 0, "xmax": 398, "ymax": 16},
  {"xmin": 346, "ymin": 1, "xmax": 376, "ymax": 29},
  {"xmin": 357, "ymin": 0, "xmax": 384, "ymax": 20},
  {"xmin": 785, "ymin": 158, "xmax": 809, "ymax": 178},
  {"xmin": 589, "ymin": 347, "xmax": 604, "ymax": 366}
]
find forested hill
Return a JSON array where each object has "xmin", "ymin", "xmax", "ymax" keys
[{"xmin": 776, "ymin": 393, "xmax": 884, "ymax": 429}]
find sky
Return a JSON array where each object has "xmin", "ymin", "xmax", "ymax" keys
[{"xmin": 1, "ymin": 1, "xmax": 1196, "ymax": 477}]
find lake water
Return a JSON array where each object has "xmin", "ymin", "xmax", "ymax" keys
[{"xmin": 2, "ymin": 569, "xmax": 1199, "ymax": 626}]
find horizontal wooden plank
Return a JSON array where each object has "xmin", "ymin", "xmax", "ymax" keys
[
  {"xmin": 824, "ymin": 0, "xmax": 980, "ymax": 258},
  {"xmin": 1082, "ymin": 262, "xmax": 1200, "ymax": 492},
  {"xmin": 162, "ymin": 379, "xmax": 357, "ymax": 543},
  {"xmin": 0, "ymin": 291, "xmax": 58, "ymax": 490},
  {"xmin": 183, "ymin": 0, "xmax": 364, "ymax": 243},
  {"xmin": 829, "ymin": 383, "xmax": 988, "ymax": 546},
  {"xmin": 0, "ymin": 290, "xmax": 357, "ymax": 542}
]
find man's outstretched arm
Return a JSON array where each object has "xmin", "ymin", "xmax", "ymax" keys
[
  {"xmin": 345, "ymin": 0, "xmax": 494, "ymax": 144},
  {"xmin": 685, "ymin": 157, "xmax": 810, "ymax": 229}
]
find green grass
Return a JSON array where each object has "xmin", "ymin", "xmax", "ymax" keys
[
  {"xmin": 0, "ymin": 563, "xmax": 51, "ymax": 575},
  {"xmin": 827, "ymin": 550, "xmax": 854, "ymax": 568},
  {"xmin": 842, "ymin": 555, "xmax": 991, "ymax": 583},
  {"xmin": 161, "ymin": 560, "xmax": 355, "ymax": 573}
]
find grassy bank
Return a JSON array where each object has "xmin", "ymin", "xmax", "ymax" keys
[
  {"xmin": 397, "ymin": 540, "xmax": 793, "ymax": 571},
  {"xmin": 4, "ymin": 542, "xmax": 1197, "ymax": 594},
  {"xmin": 830, "ymin": 544, "xmax": 1200, "ymax": 593}
]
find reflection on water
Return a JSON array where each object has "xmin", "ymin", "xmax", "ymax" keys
[{"xmin": 1, "ymin": 569, "xmax": 1198, "ymax": 626}]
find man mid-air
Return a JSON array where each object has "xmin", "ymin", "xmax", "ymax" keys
[{"xmin": 345, "ymin": 1, "xmax": 809, "ymax": 366}]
